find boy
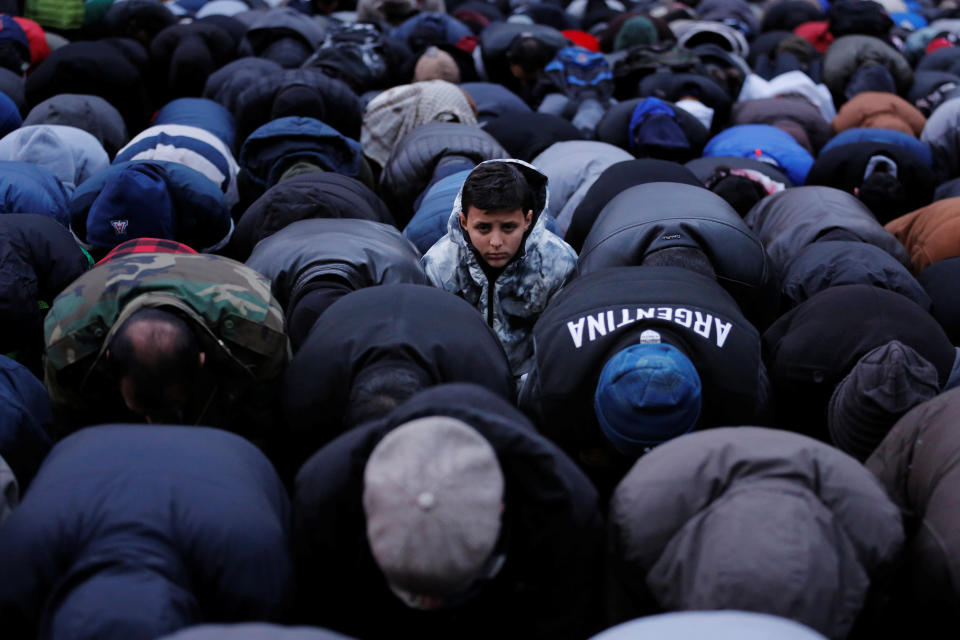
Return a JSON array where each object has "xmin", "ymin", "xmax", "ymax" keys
[{"xmin": 422, "ymin": 159, "xmax": 577, "ymax": 378}]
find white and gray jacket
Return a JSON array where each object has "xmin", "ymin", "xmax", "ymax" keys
[{"xmin": 422, "ymin": 159, "xmax": 577, "ymax": 377}]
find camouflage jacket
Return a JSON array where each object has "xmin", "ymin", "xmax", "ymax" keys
[
  {"xmin": 44, "ymin": 252, "xmax": 290, "ymax": 429},
  {"xmin": 422, "ymin": 159, "xmax": 577, "ymax": 377}
]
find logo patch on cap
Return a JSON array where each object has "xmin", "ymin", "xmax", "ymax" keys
[{"xmin": 110, "ymin": 220, "xmax": 129, "ymax": 235}]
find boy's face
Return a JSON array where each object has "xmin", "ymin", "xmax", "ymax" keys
[{"xmin": 459, "ymin": 206, "xmax": 533, "ymax": 268}]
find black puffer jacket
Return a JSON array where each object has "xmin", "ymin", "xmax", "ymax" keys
[
  {"xmin": 565, "ymin": 159, "xmax": 703, "ymax": 252},
  {"xmin": 744, "ymin": 186, "xmax": 910, "ymax": 277},
  {"xmin": 293, "ymin": 383, "xmax": 603, "ymax": 640},
  {"xmin": 378, "ymin": 122, "xmax": 507, "ymax": 229},
  {"xmin": 236, "ymin": 8, "xmax": 327, "ymax": 68},
  {"xmin": 821, "ymin": 35, "xmax": 913, "ymax": 103},
  {"xmin": 283, "ymin": 285, "xmax": 515, "ymax": 462},
  {"xmin": 483, "ymin": 112, "xmax": 583, "ymax": 162},
  {"xmin": 245, "ymin": 218, "xmax": 427, "ymax": 348},
  {"xmin": 577, "ymin": 182, "xmax": 775, "ymax": 327},
  {"xmin": 805, "ymin": 141, "xmax": 934, "ymax": 223},
  {"xmin": 762, "ymin": 284, "xmax": 956, "ymax": 439},
  {"xmin": 203, "ymin": 57, "xmax": 285, "ymax": 115},
  {"xmin": 229, "ymin": 173, "xmax": 394, "ymax": 261},
  {"xmin": 246, "ymin": 218, "xmax": 426, "ymax": 310},
  {"xmin": 780, "ymin": 240, "xmax": 931, "ymax": 313},
  {"xmin": 25, "ymin": 42, "xmax": 152, "ymax": 134},
  {"xmin": 233, "ymin": 68, "xmax": 361, "ymax": 145},
  {"xmin": 0, "ymin": 214, "xmax": 89, "ymax": 370},
  {"xmin": 102, "ymin": 0, "xmax": 177, "ymax": 46},
  {"xmin": 149, "ymin": 22, "xmax": 238, "ymax": 103}
]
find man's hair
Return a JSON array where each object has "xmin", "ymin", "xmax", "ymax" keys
[
  {"xmin": 344, "ymin": 364, "xmax": 430, "ymax": 428},
  {"xmin": 641, "ymin": 246, "xmax": 717, "ymax": 280},
  {"xmin": 505, "ymin": 36, "xmax": 553, "ymax": 74},
  {"xmin": 461, "ymin": 163, "xmax": 533, "ymax": 215},
  {"xmin": 707, "ymin": 171, "xmax": 768, "ymax": 217},
  {"xmin": 107, "ymin": 307, "xmax": 202, "ymax": 414}
]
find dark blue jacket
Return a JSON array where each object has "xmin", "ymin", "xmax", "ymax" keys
[
  {"xmin": 229, "ymin": 172, "xmax": 394, "ymax": 261},
  {"xmin": 203, "ymin": 57, "xmax": 285, "ymax": 116},
  {"xmin": 0, "ymin": 355, "xmax": 52, "ymax": 491},
  {"xmin": 389, "ymin": 12, "xmax": 472, "ymax": 51},
  {"xmin": 820, "ymin": 127, "xmax": 933, "ymax": 166},
  {"xmin": 155, "ymin": 97, "xmax": 237, "ymax": 151},
  {"xmin": 238, "ymin": 117, "xmax": 366, "ymax": 194},
  {"xmin": 460, "ymin": 82, "xmax": 531, "ymax": 125},
  {"xmin": 0, "ymin": 425, "xmax": 294, "ymax": 640},
  {"xmin": 404, "ymin": 169, "xmax": 471, "ymax": 254},
  {"xmin": 0, "ymin": 161, "xmax": 71, "ymax": 226},
  {"xmin": 70, "ymin": 160, "xmax": 233, "ymax": 252},
  {"xmin": 781, "ymin": 240, "xmax": 931, "ymax": 313}
]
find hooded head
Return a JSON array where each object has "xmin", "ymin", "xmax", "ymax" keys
[
  {"xmin": 647, "ymin": 487, "xmax": 869, "ymax": 639},
  {"xmin": 450, "ymin": 159, "xmax": 548, "ymax": 269},
  {"xmin": 828, "ymin": 340, "xmax": 940, "ymax": 461}
]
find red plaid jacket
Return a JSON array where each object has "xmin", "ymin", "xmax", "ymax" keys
[{"xmin": 96, "ymin": 238, "xmax": 198, "ymax": 265}]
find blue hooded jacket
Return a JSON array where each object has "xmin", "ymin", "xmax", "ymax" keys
[
  {"xmin": 0, "ymin": 91, "xmax": 22, "ymax": 139},
  {"xmin": 404, "ymin": 168, "xmax": 470, "ymax": 254},
  {"xmin": 0, "ymin": 161, "xmax": 71, "ymax": 226},
  {"xmin": 390, "ymin": 12, "xmax": 472, "ymax": 50},
  {"xmin": 154, "ymin": 97, "xmax": 237, "ymax": 151},
  {"xmin": 238, "ymin": 116, "xmax": 366, "ymax": 193},
  {"xmin": 0, "ymin": 355, "xmax": 52, "ymax": 492},
  {"xmin": 703, "ymin": 124, "xmax": 814, "ymax": 185}
]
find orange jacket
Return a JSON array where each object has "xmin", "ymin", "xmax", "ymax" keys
[
  {"xmin": 833, "ymin": 92, "xmax": 926, "ymax": 136},
  {"xmin": 886, "ymin": 197, "xmax": 960, "ymax": 272}
]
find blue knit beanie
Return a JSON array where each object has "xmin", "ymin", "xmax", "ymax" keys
[{"xmin": 594, "ymin": 343, "xmax": 702, "ymax": 457}]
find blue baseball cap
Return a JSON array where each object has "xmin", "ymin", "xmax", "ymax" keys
[{"xmin": 594, "ymin": 343, "xmax": 702, "ymax": 457}]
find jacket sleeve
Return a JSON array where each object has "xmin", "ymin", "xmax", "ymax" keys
[
  {"xmin": 420, "ymin": 238, "xmax": 459, "ymax": 290},
  {"xmin": 517, "ymin": 363, "xmax": 546, "ymax": 430},
  {"xmin": 522, "ymin": 447, "xmax": 606, "ymax": 639},
  {"xmin": 900, "ymin": 103, "xmax": 927, "ymax": 137},
  {"xmin": 292, "ymin": 430, "xmax": 380, "ymax": 632}
]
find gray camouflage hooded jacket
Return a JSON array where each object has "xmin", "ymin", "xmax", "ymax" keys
[{"xmin": 422, "ymin": 159, "xmax": 577, "ymax": 377}]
